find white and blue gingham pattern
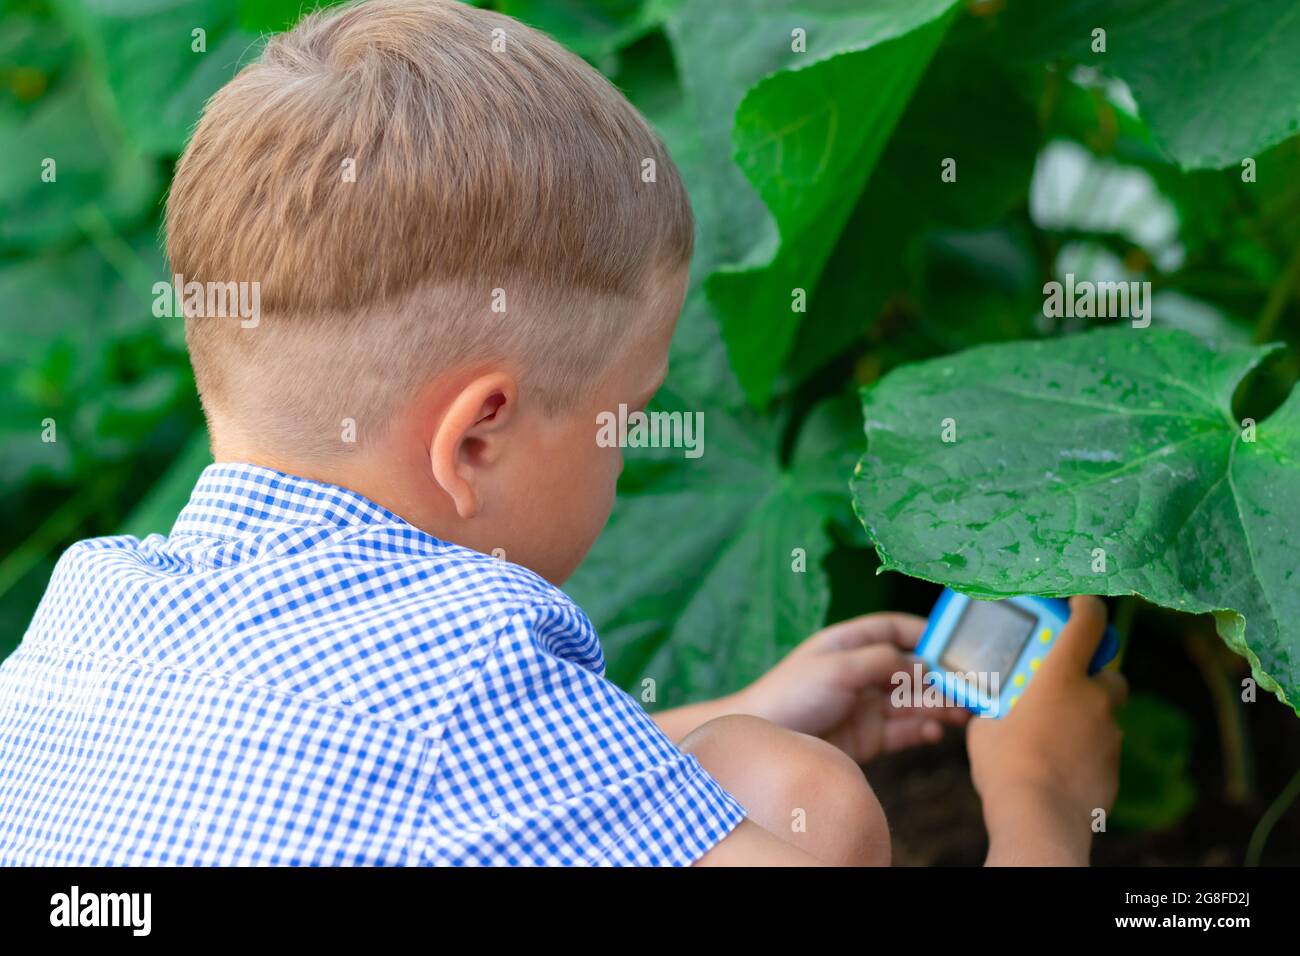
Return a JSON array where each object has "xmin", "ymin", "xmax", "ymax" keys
[{"xmin": 0, "ymin": 463, "xmax": 746, "ymax": 865}]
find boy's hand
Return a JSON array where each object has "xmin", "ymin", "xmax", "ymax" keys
[
  {"xmin": 732, "ymin": 613, "xmax": 970, "ymax": 764},
  {"xmin": 967, "ymin": 595, "xmax": 1127, "ymax": 865}
]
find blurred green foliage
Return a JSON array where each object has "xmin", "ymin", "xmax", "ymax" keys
[{"xmin": 3, "ymin": 0, "xmax": 1300, "ymax": 836}]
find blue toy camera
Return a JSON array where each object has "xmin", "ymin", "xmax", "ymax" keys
[{"xmin": 915, "ymin": 589, "xmax": 1120, "ymax": 718}]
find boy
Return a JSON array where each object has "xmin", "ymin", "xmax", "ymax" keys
[{"xmin": 0, "ymin": 0, "xmax": 1125, "ymax": 866}]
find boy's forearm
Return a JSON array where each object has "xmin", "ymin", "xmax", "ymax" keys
[
  {"xmin": 982, "ymin": 792, "xmax": 1093, "ymax": 866},
  {"xmin": 651, "ymin": 693, "xmax": 746, "ymax": 743}
]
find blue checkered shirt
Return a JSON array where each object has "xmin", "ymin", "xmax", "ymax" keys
[{"xmin": 0, "ymin": 463, "xmax": 746, "ymax": 865}]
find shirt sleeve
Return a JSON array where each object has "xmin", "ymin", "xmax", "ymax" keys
[{"xmin": 418, "ymin": 600, "xmax": 747, "ymax": 866}]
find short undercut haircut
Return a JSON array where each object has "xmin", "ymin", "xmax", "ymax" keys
[{"xmin": 166, "ymin": 0, "xmax": 692, "ymax": 457}]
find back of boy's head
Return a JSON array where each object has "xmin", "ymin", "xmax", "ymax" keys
[{"xmin": 166, "ymin": 0, "xmax": 691, "ymax": 458}]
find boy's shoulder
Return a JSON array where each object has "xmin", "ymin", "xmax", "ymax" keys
[
  {"xmin": 63, "ymin": 488, "xmax": 576, "ymax": 621},
  {"xmin": 26, "ymin": 464, "xmax": 602, "ymax": 728}
]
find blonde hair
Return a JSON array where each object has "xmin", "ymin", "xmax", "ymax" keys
[{"xmin": 166, "ymin": 0, "xmax": 692, "ymax": 457}]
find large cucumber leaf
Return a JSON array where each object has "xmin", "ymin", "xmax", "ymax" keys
[
  {"xmin": 665, "ymin": 0, "xmax": 960, "ymax": 407},
  {"xmin": 566, "ymin": 391, "xmax": 862, "ymax": 705},
  {"xmin": 236, "ymin": 0, "xmax": 357, "ymax": 35},
  {"xmin": 1002, "ymin": 0, "xmax": 1300, "ymax": 170},
  {"xmin": 633, "ymin": 81, "xmax": 749, "ymax": 411},
  {"xmin": 785, "ymin": 41, "xmax": 1041, "ymax": 382},
  {"xmin": 499, "ymin": 0, "xmax": 668, "ymax": 58},
  {"xmin": 850, "ymin": 328, "xmax": 1300, "ymax": 712}
]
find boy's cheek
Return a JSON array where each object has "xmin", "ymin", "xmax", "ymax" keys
[
  {"xmin": 587, "ymin": 447, "xmax": 621, "ymax": 536},
  {"xmin": 589, "ymin": 446, "xmax": 620, "ymax": 519}
]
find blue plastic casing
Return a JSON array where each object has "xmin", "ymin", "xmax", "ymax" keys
[{"xmin": 913, "ymin": 589, "xmax": 1120, "ymax": 718}]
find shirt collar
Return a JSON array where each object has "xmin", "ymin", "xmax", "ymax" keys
[{"xmin": 171, "ymin": 462, "xmax": 408, "ymax": 539}]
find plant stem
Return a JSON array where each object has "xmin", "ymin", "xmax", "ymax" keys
[
  {"xmin": 1245, "ymin": 765, "xmax": 1300, "ymax": 866},
  {"xmin": 1111, "ymin": 595, "xmax": 1137, "ymax": 668},
  {"xmin": 1186, "ymin": 626, "xmax": 1254, "ymax": 805},
  {"xmin": 1253, "ymin": 241, "xmax": 1300, "ymax": 343}
]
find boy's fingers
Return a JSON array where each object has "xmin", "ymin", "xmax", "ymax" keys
[
  {"xmin": 881, "ymin": 715, "xmax": 947, "ymax": 753},
  {"xmin": 837, "ymin": 644, "xmax": 913, "ymax": 689},
  {"xmin": 1043, "ymin": 595, "xmax": 1109, "ymax": 678},
  {"xmin": 1093, "ymin": 670, "xmax": 1130, "ymax": 710},
  {"xmin": 888, "ymin": 696, "xmax": 974, "ymax": 724},
  {"xmin": 813, "ymin": 613, "xmax": 927, "ymax": 652}
]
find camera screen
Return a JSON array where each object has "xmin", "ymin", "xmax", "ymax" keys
[{"xmin": 940, "ymin": 599, "xmax": 1036, "ymax": 680}]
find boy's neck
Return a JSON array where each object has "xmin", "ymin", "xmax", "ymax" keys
[{"xmin": 212, "ymin": 438, "xmax": 447, "ymax": 540}]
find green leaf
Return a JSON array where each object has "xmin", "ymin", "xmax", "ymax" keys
[
  {"xmin": 639, "ymin": 93, "xmax": 748, "ymax": 410},
  {"xmin": 236, "ymin": 0, "xmax": 305, "ymax": 34},
  {"xmin": 665, "ymin": 0, "xmax": 960, "ymax": 406},
  {"xmin": 600, "ymin": 29, "xmax": 748, "ymax": 410},
  {"xmin": 499, "ymin": 0, "xmax": 666, "ymax": 57},
  {"xmin": 55, "ymin": 0, "xmax": 260, "ymax": 156},
  {"xmin": 237, "ymin": 0, "xmax": 349, "ymax": 35},
  {"xmin": 851, "ymin": 327, "xmax": 1300, "ymax": 713},
  {"xmin": 784, "ymin": 44, "xmax": 1041, "ymax": 382},
  {"xmin": 1003, "ymin": 0, "xmax": 1300, "ymax": 170},
  {"xmin": 1045, "ymin": 76, "xmax": 1300, "ymax": 279},
  {"xmin": 565, "ymin": 390, "xmax": 861, "ymax": 704}
]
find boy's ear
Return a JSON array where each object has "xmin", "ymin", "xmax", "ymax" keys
[{"xmin": 429, "ymin": 372, "xmax": 517, "ymax": 519}]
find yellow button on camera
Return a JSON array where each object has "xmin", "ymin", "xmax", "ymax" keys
[
  {"xmin": 1039, "ymin": 628, "xmax": 1053, "ymax": 643},
  {"xmin": 1013, "ymin": 674, "xmax": 1026, "ymax": 687},
  {"xmin": 1030, "ymin": 658, "xmax": 1041, "ymax": 671}
]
